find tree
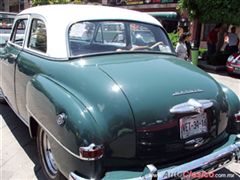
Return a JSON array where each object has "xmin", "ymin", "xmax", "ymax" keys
[
  {"xmin": 32, "ymin": 0, "xmax": 50, "ymax": 5},
  {"xmin": 31, "ymin": 0, "xmax": 84, "ymax": 6},
  {"xmin": 178, "ymin": 0, "xmax": 240, "ymax": 25}
]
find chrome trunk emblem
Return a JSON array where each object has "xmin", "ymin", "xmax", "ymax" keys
[
  {"xmin": 172, "ymin": 89, "xmax": 204, "ymax": 96},
  {"xmin": 170, "ymin": 99, "xmax": 213, "ymax": 114}
]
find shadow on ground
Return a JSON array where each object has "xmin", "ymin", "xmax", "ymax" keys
[{"xmin": 1, "ymin": 103, "xmax": 45, "ymax": 180}]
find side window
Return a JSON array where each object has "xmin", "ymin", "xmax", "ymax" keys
[
  {"xmin": 10, "ymin": 19, "xmax": 27, "ymax": 47},
  {"xmin": 28, "ymin": 19, "xmax": 47, "ymax": 53}
]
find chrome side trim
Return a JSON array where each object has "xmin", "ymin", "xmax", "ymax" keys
[
  {"xmin": 69, "ymin": 142, "xmax": 240, "ymax": 180},
  {"xmin": 170, "ymin": 99, "xmax": 213, "ymax": 114},
  {"xmin": 26, "ymin": 106, "xmax": 82, "ymax": 160}
]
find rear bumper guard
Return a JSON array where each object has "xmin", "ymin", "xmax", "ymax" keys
[{"xmin": 69, "ymin": 141, "xmax": 240, "ymax": 180}]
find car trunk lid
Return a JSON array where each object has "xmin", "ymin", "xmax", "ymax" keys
[{"xmin": 99, "ymin": 54, "xmax": 228, "ymax": 159}]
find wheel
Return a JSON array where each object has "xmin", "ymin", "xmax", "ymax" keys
[
  {"xmin": 0, "ymin": 89, "xmax": 6, "ymax": 103},
  {"xmin": 37, "ymin": 126, "xmax": 65, "ymax": 180}
]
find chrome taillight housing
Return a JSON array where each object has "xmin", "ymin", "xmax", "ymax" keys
[
  {"xmin": 79, "ymin": 143, "xmax": 104, "ymax": 161},
  {"xmin": 235, "ymin": 111, "xmax": 240, "ymax": 122}
]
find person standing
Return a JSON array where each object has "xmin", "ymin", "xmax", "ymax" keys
[
  {"xmin": 184, "ymin": 32, "xmax": 191, "ymax": 59},
  {"xmin": 227, "ymin": 26, "xmax": 239, "ymax": 54},
  {"xmin": 175, "ymin": 34, "xmax": 188, "ymax": 60},
  {"xmin": 207, "ymin": 24, "xmax": 221, "ymax": 58},
  {"xmin": 216, "ymin": 24, "xmax": 228, "ymax": 52}
]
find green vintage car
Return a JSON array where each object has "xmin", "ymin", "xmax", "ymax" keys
[{"xmin": 0, "ymin": 5, "xmax": 240, "ymax": 180}]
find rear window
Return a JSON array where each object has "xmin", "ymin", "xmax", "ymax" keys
[{"xmin": 68, "ymin": 20, "xmax": 173, "ymax": 57}]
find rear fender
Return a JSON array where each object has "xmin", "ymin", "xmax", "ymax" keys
[
  {"xmin": 26, "ymin": 74, "xmax": 104, "ymax": 176},
  {"xmin": 220, "ymin": 84, "xmax": 240, "ymax": 132},
  {"xmin": 220, "ymin": 84, "xmax": 240, "ymax": 117}
]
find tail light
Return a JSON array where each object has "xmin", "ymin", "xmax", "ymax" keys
[
  {"xmin": 235, "ymin": 111, "xmax": 240, "ymax": 122},
  {"xmin": 79, "ymin": 143, "xmax": 104, "ymax": 160}
]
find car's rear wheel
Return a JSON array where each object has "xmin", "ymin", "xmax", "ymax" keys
[{"xmin": 37, "ymin": 126, "xmax": 65, "ymax": 180}]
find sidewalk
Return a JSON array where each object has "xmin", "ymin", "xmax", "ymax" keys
[
  {"xmin": 0, "ymin": 105, "xmax": 45, "ymax": 180},
  {"xmin": 209, "ymin": 72, "xmax": 240, "ymax": 96},
  {"xmin": 198, "ymin": 60, "xmax": 226, "ymax": 72}
]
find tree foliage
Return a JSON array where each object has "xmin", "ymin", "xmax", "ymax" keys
[
  {"xmin": 178, "ymin": 0, "xmax": 240, "ymax": 25},
  {"xmin": 32, "ymin": 0, "xmax": 50, "ymax": 5},
  {"xmin": 31, "ymin": 0, "xmax": 84, "ymax": 6}
]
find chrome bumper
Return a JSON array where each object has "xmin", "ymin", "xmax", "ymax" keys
[{"xmin": 69, "ymin": 141, "xmax": 240, "ymax": 180}]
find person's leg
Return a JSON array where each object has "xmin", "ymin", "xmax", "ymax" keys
[
  {"xmin": 212, "ymin": 44, "xmax": 216, "ymax": 54},
  {"xmin": 207, "ymin": 43, "xmax": 212, "ymax": 58},
  {"xmin": 207, "ymin": 43, "xmax": 215, "ymax": 58}
]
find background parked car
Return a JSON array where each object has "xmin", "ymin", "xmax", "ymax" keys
[
  {"xmin": 0, "ymin": 12, "xmax": 16, "ymax": 47},
  {"xmin": 227, "ymin": 52, "xmax": 240, "ymax": 75}
]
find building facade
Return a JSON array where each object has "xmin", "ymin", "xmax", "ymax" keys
[
  {"xmin": 0, "ymin": 0, "xmax": 31, "ymax": 12},
  {"xmin": 103, "ymin": 0, "xmax": 181, "ymax": 33}
]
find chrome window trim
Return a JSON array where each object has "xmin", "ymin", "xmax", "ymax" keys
[
  {"xmin": 24, "ymin": 14, "xmax": 49, "ymax": 57},
  {"xmin": 9, "ymin": 14, "xmax": 30, "ymax": 49},
  {"xmin": 67, "ymin": 20, "xmax": 173, "ymax": 58}
]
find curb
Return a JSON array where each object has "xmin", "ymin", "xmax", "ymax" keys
[{"xmin": 197, "ymin": 60, "xmax": 226, "ymax": 71}]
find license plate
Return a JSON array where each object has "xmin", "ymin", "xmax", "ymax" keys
[{"xmin": 179, "ymin": 113, "xmax": 208, "ymax": 139}]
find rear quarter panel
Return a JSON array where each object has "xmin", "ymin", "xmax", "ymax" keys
[{"xmin": 26, "ymin": 74, "xmax": 104, "ymax": 176}]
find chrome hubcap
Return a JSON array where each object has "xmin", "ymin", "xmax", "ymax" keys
[{"xmin": 42, "ymin": 131, "xmax": 58, "ymax": 177}]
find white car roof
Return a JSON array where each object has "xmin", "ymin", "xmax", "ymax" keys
[{"xmin": 18, "ymin": 5, "xmax": 162, "ymax": 59}]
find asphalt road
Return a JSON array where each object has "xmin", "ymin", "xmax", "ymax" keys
[{"xmin": 0, "ymin": 72, "xmax": 240, "ymax": 180}]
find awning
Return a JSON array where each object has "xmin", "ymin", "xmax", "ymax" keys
[
  {"xmin": 0, "ymin": 12, "xmax": 17, "ymax": 19},
  {"xmin": 147, "ymin": 11, "xmax": 179, "ymax": 21}
]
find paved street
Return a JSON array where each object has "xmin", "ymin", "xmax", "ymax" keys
[
  {"xmin": 0, "ymin": 104, "xmax": 45, "ymax": 180},
  {"xmin": 0, "ymin": 72, "xmax": 240, "ymax": 180}
]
